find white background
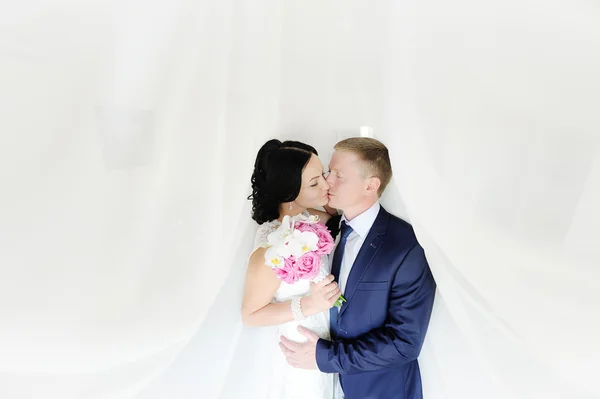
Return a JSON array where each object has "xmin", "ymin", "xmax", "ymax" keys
[{"xmin": 1, "ymin": 0, "xmax": 598, "ymax": 397}]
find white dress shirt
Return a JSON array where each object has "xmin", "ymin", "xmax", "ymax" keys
[
  {"xmin": 337, "ymin": 201, "xmax": 381, "ymax": 294},
  {"xmin": 332, "ymin": 201, "xmax": 380, "ymax": 399}
]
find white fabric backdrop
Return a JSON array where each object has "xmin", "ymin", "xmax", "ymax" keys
[{"xmin": 1, "ymin": 0, "xmax": 598, "ymax": 398}]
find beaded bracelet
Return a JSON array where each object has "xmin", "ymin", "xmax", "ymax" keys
[{"xmin": 291, "ymin": 297, "xmax": 306, "ymax": 321}]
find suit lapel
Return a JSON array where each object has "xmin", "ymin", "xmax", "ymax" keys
[{"xmin": 338, "ymin": 207, "xmax": 388, "ymax": 318}]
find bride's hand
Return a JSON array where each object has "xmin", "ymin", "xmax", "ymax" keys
[{"xmin": 302, "ymin": 275, "xmax": 341, "ymax": 315}]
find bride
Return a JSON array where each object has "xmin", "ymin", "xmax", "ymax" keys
[{"xmin": 241, "ymin": 139, "xmax": 340, "ymax": 399}]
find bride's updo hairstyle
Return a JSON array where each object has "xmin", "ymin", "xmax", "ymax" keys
[{"xmin": 248, "ymin": 139, "xmax": 318, "ymax": 225}]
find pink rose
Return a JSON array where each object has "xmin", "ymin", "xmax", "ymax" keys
[
  {"xmin": 296, "ymin": 252, "xmax": 321, "ymax": 280},
  {"xmin": 274, "ymin": 256, "xmax": 299, "ymax": 284},
  {"xmin": 295, "ymin": 221, "xmax": 317, "ymax": 234},
  {"xmin": 314, "ymin": 227, "xmax": 335, "ymax": 256},
  {"xmin": 312, "ymin": 222, "xmax": 329, "ymax": 231}
]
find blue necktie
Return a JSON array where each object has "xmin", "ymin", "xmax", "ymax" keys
[{"xmin": 329, "ymin": 221, "xmax": 353, "ymax": 335}]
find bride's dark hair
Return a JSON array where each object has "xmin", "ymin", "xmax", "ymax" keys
[{"xmin": 248, "ymin": 139, "xmax": 318, "ymax": 225}]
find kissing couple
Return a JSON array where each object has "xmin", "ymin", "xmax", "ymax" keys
[{"xmin": 241, "ymin": 137, "xmax": 436, "ymax": 399}]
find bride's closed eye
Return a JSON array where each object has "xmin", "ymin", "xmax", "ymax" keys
[{"xmin": 310, "ymin": 175, "xmax": 323, "ymax": 187}]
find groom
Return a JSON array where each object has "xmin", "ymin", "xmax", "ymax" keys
[{"xmin": 280, "ymin": 137, "xmax": 436, "ymax": 399}]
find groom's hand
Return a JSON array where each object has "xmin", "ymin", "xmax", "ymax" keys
[{"xmin": 279, "ymin": 326, "xmax": 319, "ymax": 370}]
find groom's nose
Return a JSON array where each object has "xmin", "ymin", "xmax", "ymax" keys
[{"xmin": 325, "ymin": 174, "xmax": 334, "ymax": 187}]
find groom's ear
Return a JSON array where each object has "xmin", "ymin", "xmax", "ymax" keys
[{"xmin": 365, "ymin": 177, "xmax": 381, "ymax": 197}]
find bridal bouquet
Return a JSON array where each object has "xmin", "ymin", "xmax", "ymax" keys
[{"xmin": 264, "ymin": 213, "xmax": 346, "ymax": 307}]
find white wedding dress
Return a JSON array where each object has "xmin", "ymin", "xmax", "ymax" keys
[{"xmin": 248, "ymin": 213, "xmax": 335, "ymax": 399}]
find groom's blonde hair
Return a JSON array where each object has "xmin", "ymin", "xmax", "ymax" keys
[{"xmin": 334, "ymin": 137, "xmax": 392, "ymax": 197}]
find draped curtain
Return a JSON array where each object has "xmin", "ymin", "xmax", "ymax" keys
[{"xmin": 1, "ymin": 0, "xmax": 598, "ymax": 398}]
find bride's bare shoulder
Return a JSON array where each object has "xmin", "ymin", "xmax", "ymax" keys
[
  {"xmin": 248, "ymin": 246, "xmax": 267, "ymax": 265},
  {"xmin": 246, "ymin": 247, "xmax": 279, "ymax": 288}
]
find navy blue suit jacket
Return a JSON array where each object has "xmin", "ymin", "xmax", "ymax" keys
[{"xmin": 316, "ymin": 206, "xmax": 436, "ymax": 399}]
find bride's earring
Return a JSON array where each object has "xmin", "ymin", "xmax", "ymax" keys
[{"xmin": 288, "ymin": 202, "xmax": 293, "ymax": 210}]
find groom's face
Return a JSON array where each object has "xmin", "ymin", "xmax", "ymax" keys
[{"xmin": 326, "ymin": 150, "xmax": 368, "ymax": 211}]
